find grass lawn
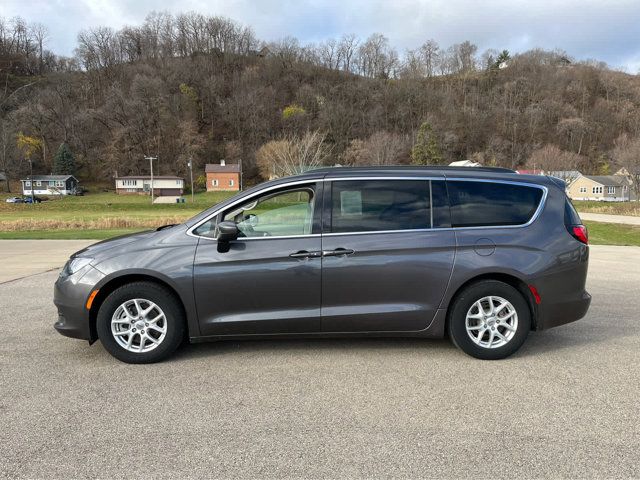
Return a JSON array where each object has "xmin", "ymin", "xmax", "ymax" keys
[
  {"xmin": 574, "ymin": 200, "xmax": 640, "ymax": 216},
  {"xmin": 0, "ymin": 191, "xmax": 235, "ymax": 233},
  {"xmin": 584, "ymin": 221, "xmax": 640, "ymax": 247}
]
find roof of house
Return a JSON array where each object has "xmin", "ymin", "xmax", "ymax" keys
[
  {"xmin": 583, "ymin": 175, "xmax": 627, "ymax": 186},
  {"xmin": 549, "ymin": 170, "xmax": 581, "ymax": 177},
  {"xmin": 21, "ymin": 175, "xmax": 77, "ymax": 181},
  {"xmin": 116, "ymin": 175, "xmax": 183, "ymax": 180},
  {"xmin": 449, "ymin": 160, "xmax": 481, "ymax": 167},
  {"xmin": 205, "ymin": 163, "xmax": 241, "ymax": 173}
]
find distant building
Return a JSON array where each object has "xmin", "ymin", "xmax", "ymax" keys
[
  {"xmin": 614, "ymin": 167, "xmax": 639, "ymax": 200},
  {"xmin": 449, "ymin": 160, "xmax": 481, "ymax": 167},
  {"xmin": 566, "ymin": 175, "xmax": 631, "ymax": 202},
  {"xmin": 516, "ymin": 169, "xmax": 546, "ymax": 175},
  {"xmin": 249, "ymin": 46, "xmax": 271, "ymax": 58},
  {"xmin": 548, "ymin": 170, "xmax": 582, "ymax": 185},
  {"xmin": 115, "ymin": 176, "xmax": 184, "ymax": 196},
  {"xmin": 21, "ymin": 175, "xmax": 79, "ymax": 195},
  {"xmin": 205, "ymin": 160, "xmax": 241, "ymax": 191}
]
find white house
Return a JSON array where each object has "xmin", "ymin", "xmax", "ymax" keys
[
  {"xmin": 115, "ymin": 175, "xmax": 184, "ymax": 196},
  {"xmin": 21, "ymin": 175, "xmax": 79, "ymax": 195}
]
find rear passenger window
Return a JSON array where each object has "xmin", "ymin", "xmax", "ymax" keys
[
  {"xmin": 331, "ymin": 180, "xmax": 430, "ymax": 233},
  {"xmin": 447, "ymin": 181, "xmax": 543, "ymax": 227}
]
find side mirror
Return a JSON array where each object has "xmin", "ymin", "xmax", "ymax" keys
[{"xmin": 216, "ymin": 221, "xmax": 239, "ymax": 242}]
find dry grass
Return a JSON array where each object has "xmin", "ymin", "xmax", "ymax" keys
[
  {"xmin": 0, "ymin": 215, "xmax": 188, "ymax": 231},
  {"xmin": 574, "ymin": 201, "xmax": 640, "ymax": 216}
]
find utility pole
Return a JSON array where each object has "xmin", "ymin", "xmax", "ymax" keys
[
  {"xmin": 188, "ymin": 158, "xmax": 194, "ymax": 203},
  {"xmin": 144, "ymin": 156, "xmax": 157, "ymax": 204},
  {"xmin": 28, "ymin": 158, "xmax": 34, "ymax": 204}
]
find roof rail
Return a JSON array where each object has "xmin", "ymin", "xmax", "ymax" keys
[{"xmin": 308, "ymin": 165, "xmax": 517, "ymax": 174}]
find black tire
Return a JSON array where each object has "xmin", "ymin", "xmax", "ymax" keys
[
  {"xmin": 447, "ymin": 280, "xmax": 531, "ymax": 360},
  {"xmin": 96, "ymin": 282, "xmax": 185, "ymax": 364}
]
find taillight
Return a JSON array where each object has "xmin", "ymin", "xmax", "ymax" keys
[{"xmin": 570, "ymin": 225, "xmax": 588, "ymax": 245}]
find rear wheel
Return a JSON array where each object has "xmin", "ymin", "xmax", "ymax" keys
[
  {"xmin": 96, "ymin": 282, "xmax": 185, "ymax": 364},
  {"xmin": 448, "ymin": 280, "xmax": 531, "ymax": 360}
]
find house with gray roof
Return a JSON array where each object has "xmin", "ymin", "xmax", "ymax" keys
[
  {"xmin": 566, "ymin": 174, "xmax": 632, "ymax": 201},
  {"xmin": 21, "ymin": 175, "xmax": 79, "ymax": 196}
]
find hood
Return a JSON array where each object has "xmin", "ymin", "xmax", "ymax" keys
[{"xmin": 72, "ymin": 224, "xmax": 183, "ymax": 260}]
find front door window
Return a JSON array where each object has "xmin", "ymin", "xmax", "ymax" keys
[{"xmin": 222, "ymin": 188, "xmax": 314, "ymax": 238}]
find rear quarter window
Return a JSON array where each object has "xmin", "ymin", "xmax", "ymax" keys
[
  {"xmin": 564, "ymin": 198, "xmax": 582, "ymax": 226},
  {"xmin": 447, "ymin": 181, "xmax": 544, "ymax": 227}
]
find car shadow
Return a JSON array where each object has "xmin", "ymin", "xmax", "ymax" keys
[
  {"xmin": 171, "ymin": 336, "xmax": 457, "ymax": 362},
  {"xmin": 171, "ymin": 314, "xmax": 634, "ymax": 362}
]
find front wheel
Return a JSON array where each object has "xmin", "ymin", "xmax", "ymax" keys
[
  {"xmin": 448, "ymin": 280, "xmax": 531, "ymax": 360},
  {"xmin": 96, "ymin": 282, "xmax": 185, "ymax": 364}
]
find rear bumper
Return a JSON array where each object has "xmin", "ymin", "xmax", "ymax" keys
[
  {"xmin": 53, "ymin": 265, "xmax": 105, "ymax": 342},
  {"xmin": 537, "ymin": 290, "xmax": 591, "ymax": 330}
]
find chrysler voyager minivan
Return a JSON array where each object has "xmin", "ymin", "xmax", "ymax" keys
[{"xmin": 54, "ymin": 166, "xmax": 591, "ymax": 363}]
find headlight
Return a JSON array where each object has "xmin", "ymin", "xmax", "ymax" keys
[{"xmin": 61, "ymin": 257, "xmax": 93, "ymax": 277}]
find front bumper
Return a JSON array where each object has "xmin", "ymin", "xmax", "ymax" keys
[{"xmin": 53, "ymin": 265, "xmax": 105, "ymax": 342}]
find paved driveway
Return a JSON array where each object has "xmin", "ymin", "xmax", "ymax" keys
[
  {"xmin": 0, "ymin": 245, "xmax": 638, "ymax": 478},
  {"xmin": 0, "ymin": 240, "xmax": 94, "ymax": 283},
  {"xmin": 579, "ymin": 212, "xmax": 640, "ymax": 225}
]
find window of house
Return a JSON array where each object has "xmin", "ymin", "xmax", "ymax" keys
[
  {"xmin": 55, "ymin": 181, "xmax": 64, "ymax": 187},
  {"xmin": 607, "ymin": 186, "xmax": 616, "ymax": 194},
  {"xmin": 447, "ymin": 181, "xmax": 543, "ymax": 227},
  {"xmin": 229, "ymin": 179, "xmax": 235, "ymax": 187},
  {"xmin": 126, "ymin": 188, "xmax": 137, "ymax": 192},
  {"xmin": 212, "ymin": 179, "xmax": 219, "ymax": 187},
  {"xmin": 592, "ymin": 186, "xmax": 603, "ymax": 194},
  {"xmin": 579, "ymin": 187, "xmax": 587, "ymax": 193},
  {"xmin": 330, "ymin": 180, "xmax": 431, "ymax": 233},
  {"xmin": 35, "ymin": 181, "xmax": 42, "ymax": 186},
  {"xmin": 25, "ymin": 181, "xmax": 31, "ymax": 187}
]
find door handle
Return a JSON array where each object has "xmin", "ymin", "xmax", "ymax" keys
[
  {"xmin": 322, "ymin": 248, "xmax": 355, "ymax": 257},
  {"xmin": 289, "ymin": 250, "xmax": 322, "ymax": 259}
]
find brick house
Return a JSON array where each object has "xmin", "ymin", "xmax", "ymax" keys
[
  {"xmin": 115, "ymin": 176, "xmax": 184, "ymax": 196},
  {"xmin": 205, "ymin": 160, "xmax": 240, "ymax": 191}
]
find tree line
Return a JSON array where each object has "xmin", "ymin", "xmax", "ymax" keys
[{"xmin": 1, "ymin": 11, "xmax": 640, "ymax": 191}]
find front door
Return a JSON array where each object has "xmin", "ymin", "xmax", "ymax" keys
[
  {"xmin": 193, "ymin": 182, "xmax": 323, "ymax": 336},
  {"xmin": 320, "ymin": 179, "xmax": 455, "ymax": 332}
]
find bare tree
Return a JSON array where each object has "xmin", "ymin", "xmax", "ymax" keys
[
  {"xmin": 256, "ymin": 131, "xmax": 332, "ymax": 178},
  {"xmin": 420, "ymin": 39, "xmax": 440, "ymax": 77},
  {"xmin": 342, "ymin": 131, "xmax": 410, "ymax": 165},
  {"xmin": 337, "ymin": 34, "xmax": 358, "ymax": 72},
  {"xmin": 610, "ymin": 134, "xmax": 640, "ymax": 200}
]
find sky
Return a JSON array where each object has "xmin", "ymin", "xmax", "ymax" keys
[{"xmin": 2, "ymin": 0, "xmax": 640, "ymax": 72}]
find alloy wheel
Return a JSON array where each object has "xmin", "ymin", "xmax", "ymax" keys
[
  {"xmin": 465, "ymin": 295, "xmax": 518, "ymax": 349},
  {"xmin": 111, "ymin": 298, "xmax": 167, "ymax": 353}
]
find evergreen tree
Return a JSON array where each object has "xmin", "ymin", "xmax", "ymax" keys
[
  {"xmin": 52, "ymin": 143, "xmax": 76, "ymax": 175},
  {"xmin": 411, "ymin": 122, "xmax": 442, "ymax": 165}
]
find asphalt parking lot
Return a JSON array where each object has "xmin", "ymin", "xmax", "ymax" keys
[{"xmin": 1, "ymin": 244, "xmax": 639, "ymax": 478}]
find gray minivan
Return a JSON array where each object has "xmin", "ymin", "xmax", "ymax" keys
[{"xmin": 54, "ymin": 166, "xmax": 591, "ymax": 363}]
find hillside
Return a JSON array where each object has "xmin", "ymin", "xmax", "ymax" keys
[{"xmin": 2, "ymin": 12, "xmax": 640, "ymax": 188}]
